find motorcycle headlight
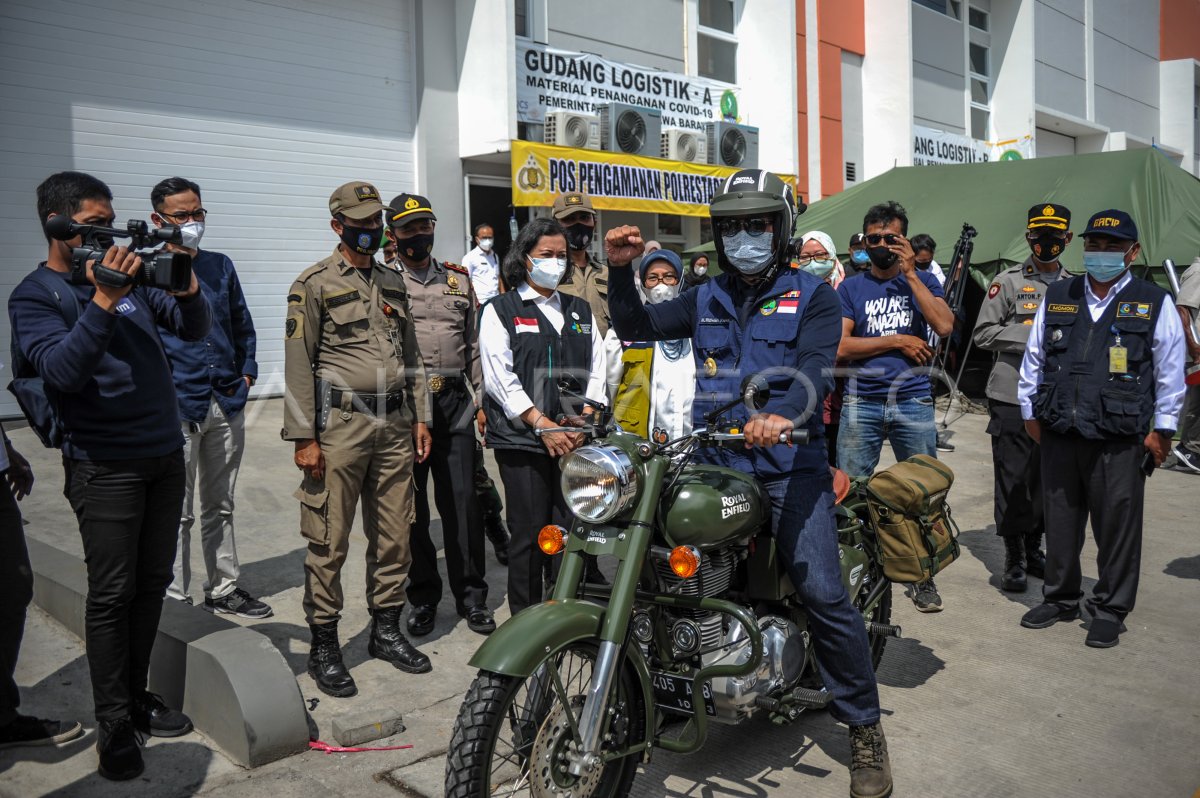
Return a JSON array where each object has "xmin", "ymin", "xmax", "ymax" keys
[{"xmin": 560, "ymin": 445, "xmax": 639, "ymax": 524}]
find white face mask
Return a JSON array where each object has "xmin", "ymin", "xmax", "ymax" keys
[
  {"xmin": 528, "ymin": 255, "xmax": 568, "ymax": 289},
  {"xmin": 178, "ymin": 221, "xmax": 204, "ymax": 249},
  {"xmin": 693, "ymin": 264, "xmax": 708, "ymax": 276},
  {"xmin": 647, "ymin": 282, "xmax": 679, "ymax": 304},
  {"xmin": 478, "ymin": 237, "xmax": 493, "ymax": 252}
]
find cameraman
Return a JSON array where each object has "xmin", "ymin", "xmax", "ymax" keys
[{"xmin": 7, "ymin": 172, "xmax": 210, "ymax": 781}]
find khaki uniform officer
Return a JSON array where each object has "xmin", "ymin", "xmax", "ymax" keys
[
  {"xmin": 555, "ymin": 191, "xmax": 611, "ymax": 336},
  {"xmin": 973, "ymin": 203, "xmax": 1072, "ymax": 593},
  {"xmin": 283, "ymin": 181, "xmax": 434, "ymax": 698},
  {"xmin": 386, "ymin": 193, "xmax": 494, "ymax": 639}
]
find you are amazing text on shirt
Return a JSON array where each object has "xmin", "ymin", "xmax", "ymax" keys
[{"xmin": 862, "ymin": 295, "xmax": 913, "ymax": 336}]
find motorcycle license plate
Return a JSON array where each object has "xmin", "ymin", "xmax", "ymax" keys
[{"xmin": 650, "ymin": 671, "xmax": 716, "ymax": 717}]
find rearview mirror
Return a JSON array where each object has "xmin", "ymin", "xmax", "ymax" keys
[{"xmin": 741, "ymin": 373, "xmax": 771, "ymax": 410}]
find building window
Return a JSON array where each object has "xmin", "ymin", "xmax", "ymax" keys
[
  {"xmin": 698, "ymin": 0, "xmax": 737, "ymax": 84},
  {"xmin": 970, "ymin": 107, "xmax": 989, "ymax": 140},
  {"xmin": 515, "ymin": 0, "xmax": 528, "ymax": 38},
  {"xmin": 914, "ymin": 0, "xmax": 961, "ymax": 19},
  {"xmin": 968, "ymin": 7, "xmax": 989, "ymax": 31},
  {"xmin": 969, "ymin": 43, "xmax": 989, "ymax": 76}
]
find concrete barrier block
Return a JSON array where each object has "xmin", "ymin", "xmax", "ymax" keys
[
  {"xmin": 26, "ymin": 537, "xmax": 310, "ymax": 768},
  {"xmin": 331, "ymin": 709, "xmax": 405, "ymax": 747}
]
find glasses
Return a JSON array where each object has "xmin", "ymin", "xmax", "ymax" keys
[
  {"xmin": 794, "ymin": 253, "xmax": 831, "ymax": 266},
  {"xmin": 864, "ymin": 233, "xmax": 899, "ymax": 246},
  {"xmin": 643, "ymin": 273, "xmax": 679, "ymax": 287},
  {"xmin": 715, "ymin": 218, "xmax": 772, "ymax": 237},
  {"xmin": 158, "ymin": 209, "xmax": 207, "ymax": 222}
]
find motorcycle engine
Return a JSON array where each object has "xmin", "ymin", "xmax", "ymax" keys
[{"xmin": 707, "ymin": 616, "xmax": 807, "ymax": 723}]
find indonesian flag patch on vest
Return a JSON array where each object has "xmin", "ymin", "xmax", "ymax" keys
[
  {"xmin": 777, "ymin": 298, "xmax": 800, "ymax": 314},
  {"xmin": 514, "ymin": 316, "xmax": 540, "ymax": 333}
]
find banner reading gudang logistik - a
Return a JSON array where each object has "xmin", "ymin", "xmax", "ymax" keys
[{"xmin": 511, "ymin": 140, "xmax": 799, "ymax": 218}]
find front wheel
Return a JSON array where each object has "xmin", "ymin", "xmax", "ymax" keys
[{"xmin": 445, "ymin": 641, "xmax": 645, "ymax": 798}]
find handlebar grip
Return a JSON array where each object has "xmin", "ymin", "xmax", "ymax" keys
[{"xmin": 780, "ymin": 429, "xmax": 810, "ymax": 445}]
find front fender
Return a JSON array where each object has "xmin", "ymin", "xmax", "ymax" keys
[
  {"xmin": 468, "ymin": 599, "xmax": 656, "ymax": 754},
  {"xmin": 469, "ymin": 599, "xmax": 610, "ymax": 676}
]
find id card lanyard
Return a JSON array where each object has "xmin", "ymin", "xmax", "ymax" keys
[{"xmin": 1108, "ymin": 325, "xmax": 1128, "ymax": 375}]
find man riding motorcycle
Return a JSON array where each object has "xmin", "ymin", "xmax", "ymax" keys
[{"xmin": 606, "ymin": 169, "xmax": 892, "ymax": 798}]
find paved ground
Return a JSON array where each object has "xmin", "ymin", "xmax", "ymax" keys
[{"xmin": 2, "ymin": 397, "xmax": 1199, "ymax": 798}]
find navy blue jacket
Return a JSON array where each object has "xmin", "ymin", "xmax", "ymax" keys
[
  {"xmin": 9, "ymin": 265, "xmax": 212, "ymax": 461},
  {"xmin": 609, "ymin": 264, "xmax": 840, "ymax": 478},
  {"xmin": 159, "ymin": 250, "xmax": 257, "ymax": 422}
]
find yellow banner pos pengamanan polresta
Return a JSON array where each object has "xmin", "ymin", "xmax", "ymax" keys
[{"xmin": 511, "ymin": 140, "xmax": 799, "ymax": 218}]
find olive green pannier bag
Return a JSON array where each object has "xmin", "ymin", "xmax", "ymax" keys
[{"xmin": 865, "ymin": 455, "xmax": 961, "ymax": 583}]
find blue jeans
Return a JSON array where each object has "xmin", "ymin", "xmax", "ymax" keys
[
  {"xmin": 837, "ymin": 394, "xmax": 937, "ymax": 478},
  {"xmin": 763, "ymin": 473, "xmax": 880, "ymax": 726}
]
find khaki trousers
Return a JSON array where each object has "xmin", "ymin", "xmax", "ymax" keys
[{"xmin": 296, "ymin": 406, "xmax": 415, "ymax": 625}]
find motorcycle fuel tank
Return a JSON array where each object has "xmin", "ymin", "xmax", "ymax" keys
[{"xmin": 660, "ymin": 465, "xmax": 768, "ymax": 550}]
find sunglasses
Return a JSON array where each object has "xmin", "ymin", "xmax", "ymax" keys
[
  {"xmin": 716, "ymin": 218, "xmax": 772, "ymax": 237},
  {"xmin": 864, "ymin": 233, "xmax": 899, "ymax": 246}
]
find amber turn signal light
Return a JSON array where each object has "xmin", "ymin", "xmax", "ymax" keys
[
  {"xmin": 668, "ymin": 546, "xmax": 701, "ymax": 579},
  {"xmin": 538, "ymin": 525, "xmax": 566, "ymax": 555}
]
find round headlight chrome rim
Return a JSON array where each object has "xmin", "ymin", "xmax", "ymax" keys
[{"xmin": 560, "ymin": 445, "xmax": 640, "ymax": 524}]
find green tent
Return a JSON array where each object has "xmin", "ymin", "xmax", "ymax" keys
[{"xmin": 791, "ymin": 148, "xmax": 1200, "ymax": 286}]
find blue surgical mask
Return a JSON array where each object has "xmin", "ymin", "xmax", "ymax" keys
[
  {"xmin": 804, "ymin": 258, "xmax": 836, "ymax": 279},
  {"xmin": 528, "ymin": 255, "xmax": 567, "ymax": 289},
  {"xmin": 850, "ymin": 249, "xmax": 870, "ymax": 266},
  {"xmin": 1082, "ymin": 250, "xmax": 1128, "ymax": 283},
  {"xmin": 721, "ymin": 230, "xmax": 774, "ymax": 274}
]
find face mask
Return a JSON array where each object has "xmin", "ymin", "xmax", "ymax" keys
[
  {"xmin": 478, "ymin": 237, "xmax": 493, "ymax": 252},
  {"xmin": 399, "ymin": 232, "xmax": 434, "ymax": 261},
  {"xmin": 1082, "ymin": 250, "xmax": 1129, "ymax": 282},
  {"xmin": 528, "ymin": 255, "xmax": 567, "ymax": 289},
  {"xmin": 178, "ymin": 221, "xmax": 204, "ymax": 249},
  {"xmin": 850, "ymin": 249, "xmax": 871, "ymax": 267},
  {"xmin": 1029, "ymin": 233, "xmax": 1066, "ymax": 264},
  {"xmin": 721, "ymin": 230, "xmax": 774, "ymax": 275},
  {"xmin": 803, "ymin": 258, "xmax": 836, "ymax": 279},
  {"xmin": 564, "ymin": 223, "xmax": 593, "ymax": 251},
  {"xmin": 867, "ymin": 246, "xmax": 897, "ymax": 269},
  {"xmin": 647, "ymin": 282, "xmax": 679, "ymax": 304},
  {"xmin": 693, "ymin": 264, "xmax": 708, "ymax": 276},
  {"xmin": 339, "ymin": 222, "xmax": 383, "ymax": 255},
  {"xmin": 914, "ymin": 260, "xmax": 932, "ymax": 271}
]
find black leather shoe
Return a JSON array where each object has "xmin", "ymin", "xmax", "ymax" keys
[
  {"xmin": 1020, "ymin": 602, "xmax": 1080, "ymax": 629},
  {"xmin": 1001, "ymin": 537, "xmax": 1027, "ymax": 592},
  {"xmin": 371, "ymin": 608, "xmax": 432, "ymax": 674},
  {"xmin": 406, "ymin": 604, "xmax": 437, "ymax": 637},
  {"xmin": 307, "ymin": 622, "xmax": 357, "ymax": 698},
  {"xmin": 485, "ymin": 516, "xmax": 510, "ymax": 566},
  {"xmin": 96, "ymin": 717, "xmax": 144, "ymax": 781},
  {"xmin": 1085, "ymin": 618, "xmax": 1121, "ymax": 648},
  {"xmin": 460, "ymin": 604, "xmax": 496, "ymax": 635},
  {"xmin": 132, "ymin": 691, "xmax": 193, "ymax": 737},
  {"xmin": 1025, "ymin": 547, "xmax": 1047, "ymax": 579}
]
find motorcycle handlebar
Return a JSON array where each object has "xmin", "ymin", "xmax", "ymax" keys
[{"xmin": 703, "ymin": 429, "xmax": 810, "ymax": 446}]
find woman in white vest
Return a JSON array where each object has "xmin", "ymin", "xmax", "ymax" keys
[{"xmin": 604, "ymin": 249, "xmax": 695, "ymax": 443}]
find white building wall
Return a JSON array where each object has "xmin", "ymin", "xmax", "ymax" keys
[
  {"xmin": 912, "ymin": 5, "xmax": 968, "ymax": 133},
  {"xmin": 735, "ymin": 0, "xmax": 798, "ymax": 175},
  {"xmin": 861, "ymin": 0, "xmax": 914, "ymax": 180},
  {"xmin": 1034, "ymin": 0, "xmax": 1088, "ymax": 119}
]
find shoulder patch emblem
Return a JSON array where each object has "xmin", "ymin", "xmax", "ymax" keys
[
  {"xmin": 987, "ymin": 283, "xmax": 1001, "ymax": 299},
  {"xmin": 1047, "ymin": 303, "xmax": 1078, "ymax": 313},
  {"xmin": 286, "ymin": 315, "xmax": 303, "ymax": 339}
]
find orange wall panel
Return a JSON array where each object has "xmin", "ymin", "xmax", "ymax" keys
[
  {"xmin": 820, "ymin": 116, "xmax": 843, "ymax": 197},
  {"xmin": 818, "ymin": 41, "xmax": 842, "ymax": 122},
  {"xmin": 1161, "ymin": 0, "xmax": 1200, "ymax": 61},
  {"xmin": 818, "ymin": 0, "xmax": 865, "ymax": 56}
]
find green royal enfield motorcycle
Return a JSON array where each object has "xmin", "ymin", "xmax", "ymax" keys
[{"xmin": 445, "ymin": 376, "xmax": 899, "ymax": 798}]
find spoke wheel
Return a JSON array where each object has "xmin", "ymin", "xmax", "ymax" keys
[{"xmin": 445, "ymin": 642, "xmax": 644, "ymax": 798}]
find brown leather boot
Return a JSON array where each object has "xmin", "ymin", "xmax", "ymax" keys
[{"xmin": 849, "ymin": 722, "xmax": 892, "ymax": 798}]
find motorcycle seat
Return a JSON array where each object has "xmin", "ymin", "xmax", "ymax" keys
[{"xmin": 831, "ymin": 467, "xmax": 851, "ymax": 506}]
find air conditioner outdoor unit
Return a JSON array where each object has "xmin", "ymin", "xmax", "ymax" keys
[
  {"xmin": 544, "ymin": 111, "xmax": 601, "ymax": 150},
  {"xmin": 599, "ymin": 103, "xmax": 662, "ymax": 157},
  {"xmin": 661, "ymin": 129, "xmax": 708, "ymax": 163},
  {"xmin": 706, "ymin": 121, "xmax": 759, "ymax": 168}
]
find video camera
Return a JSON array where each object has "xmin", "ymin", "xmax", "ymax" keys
[{"xmin": 44, "ymin": 214, "xmax": 193, "ymax": 292}]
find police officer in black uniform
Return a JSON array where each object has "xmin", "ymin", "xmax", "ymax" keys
[{"xmin": 1017, "ymin": 210, "xmax": 1186, "ymax": 648}]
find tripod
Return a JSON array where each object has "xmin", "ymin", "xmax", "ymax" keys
[{"xmin": 932, "ymin": 223, "xmax": 977, "ymax": 435}]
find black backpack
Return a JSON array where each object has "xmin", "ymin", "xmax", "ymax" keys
[{"xmin": 8, "ymin": 268, "xmax": 82, "ymax": 448}]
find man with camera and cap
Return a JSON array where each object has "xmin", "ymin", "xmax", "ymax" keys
[
  {"xmin": 607, "ymin": 168, "xmax": 892, "ymax": 798},
  {"xmin": 1018, "ymin": 209, "xmax": 1185, "ymax": 648},
  {"xmin": 556, "ymin": 191, "xmax": 611, "ymax": 337},
  {"xmin": 9, "ymin": 171, "xmax": 210, "ymax": 780},
  {"xmin": 386, "ymin": 193, "xmax": 494, "ymax": 638},
  {"xmin": 973, "ymin": 203, "xmax": 1073, "ymax": 593},
  {"xmin": 283, "ymin": 181, "xmax": 433, "ymax": 697}
]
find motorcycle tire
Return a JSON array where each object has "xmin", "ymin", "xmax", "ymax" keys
[{"xmin": 445, "ymin": 641, "xmax": 645, "ymax": 798}]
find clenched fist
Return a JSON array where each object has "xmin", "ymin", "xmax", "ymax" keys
[{"xmin": 604, "ymin": 226, "xmax": 645, "ymax": 267}]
